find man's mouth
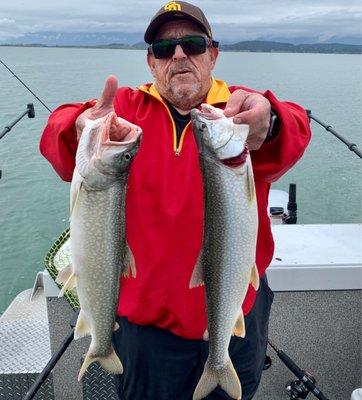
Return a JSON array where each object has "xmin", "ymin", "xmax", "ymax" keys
[{"xmin": 173, "ymin": 69, "xmax": 192, "ymax": 76}]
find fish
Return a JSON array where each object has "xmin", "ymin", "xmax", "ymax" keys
[
  {"xmin": 190, "ymin": 104, "xmax": 260, "ymax": 400},
  {"xmin": 56, "ymin": 112, "xmax": 142, "ymax": 380}
]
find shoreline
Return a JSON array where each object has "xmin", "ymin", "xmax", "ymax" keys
[{"xmin": 0, "ymin": 43, "xmax": 360, "ymax": 55}]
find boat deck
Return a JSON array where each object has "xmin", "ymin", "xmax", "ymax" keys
[{"xmin": 0, "ymin": 223, "xmax": 361, "ymax": 399}]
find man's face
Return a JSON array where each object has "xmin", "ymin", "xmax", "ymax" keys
[{"xmin": 147, "ymin": 19, "xmax": 219, "ymax": 111}]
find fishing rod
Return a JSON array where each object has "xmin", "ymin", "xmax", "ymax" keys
[
  {"xmin": 0, "ymin": 58, "xmax": 352, "ymax": 400},
  {"xmin": 267, "ymin": 339, "xmax": 330, "ymax": 400},
  {"xmin": 306, "ymin": 109, "xmax": 362, "ymax": 159},
  {"xmin": 0, "ymin": 58, "xmax": 52, "ymax": 179},
  {"xmin": 22, "ymin": 311, "xmax": 78, "ymax": 400},
  {"xmin": 0, "ymin": 103, "xmax": 35, "ymax": 179},
  {"xmin": 0, "ymin": 103, "xmax": 35, "ymax": 141},
  {"xmin": 0, "ymin": 59, "xmax": 52, "ymax": 113},
  {"xmin": 1, "ymin": 57, "xmax": 360, "ymax": 160}
]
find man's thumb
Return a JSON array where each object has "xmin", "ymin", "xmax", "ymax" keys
[{"xmin": 96, "ymin": 75, "xmax": 118, "ymax": 109}]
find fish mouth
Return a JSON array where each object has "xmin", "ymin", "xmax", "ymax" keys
[
  {"xmin": 199, "ymin": 104, "xmax": 224, "ymax": 120},
  {"xmin": 94, "ymin": 112, "xmax": 142, "ymax": 159},
  {"xmin": 192, "ymin": 104, "xmax": 249, "ymax": 158},
  {"xmin": 192, "ymin": 104, "xmax": 224, "ymax": 122},
  {"xmin": 101, "ymin": 112, "xmax": 142, "ymax": 146}
]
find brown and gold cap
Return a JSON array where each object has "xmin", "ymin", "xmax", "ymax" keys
[{"xmin": 144, "ymin": 1, "xmax": 213, "ymax": 44}]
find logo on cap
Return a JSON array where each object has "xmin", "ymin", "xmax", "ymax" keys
[{"xmin": 164, "ymin": 1, "xmax": 182, "ymax": 12}]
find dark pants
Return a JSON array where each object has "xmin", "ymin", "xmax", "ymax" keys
[{"xmin": 112, "ymin": 276, "xmax": 274, "ymax": 400}]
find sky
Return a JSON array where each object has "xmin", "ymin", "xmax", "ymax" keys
[{"xmin": 0, "ymin": 0, "xmax": 361, "ymax": 43}]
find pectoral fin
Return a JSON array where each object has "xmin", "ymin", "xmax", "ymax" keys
[
  {"xmin": 246, "ymin": 159, "xmax": 255, "ymax": 203},
  {"xmin": 250, "ymin": 264, "xmax": 259, "ymax": 290},
  {"xmin": 55, "ymin": 264, "xmax": 73, "ymax": 285},
  {"xmin": 121, "ymin": 243, "xmax": 136, "ymax": 278},
  {"xmin": 58, "ymin": 272, "xmax": 78, "ymax": 297},
  {"xmin": 189, "ymin": 252, "xmax": 204, "ymax": 288},
  {"xmin": 74, "ymin": 310, "xmax": 91, "ymax": 340},
  {"xmin": 233, "ymin": 313, "xmax": 246, "ymax": 338},
  {"xmin": 70, "ymin": 168, "xmax": 83, "ymax": 217}
]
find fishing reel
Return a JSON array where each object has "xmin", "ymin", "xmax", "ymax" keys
[
  {"xmin": 285, "ymin": 371, "xmax": 316, "ymax": 400},
  {"xmin": 267, "ymin": 340, "xmax": 330, "ymax": 400},
  {"xmin": 0, "ymin": 103, "xmax": 35, "ymax": 179},
  {"xmin": 285, "ymin": 370, "xmax": 316, "ymax": 399}
]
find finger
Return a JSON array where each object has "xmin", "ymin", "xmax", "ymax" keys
[
  {"xmin": 96, "ymin": 75, "xmax": 118, "ymax": 110},
  {"xmin": 223, "ymin": 90, "xmax": 249, "ymax": 117},
  {"xmin": 232, "ymin": 108, "xmax": 259, "ymax": 125},
  {"xmin": 247, "ymin": 135, "xmax": 266, "ymax": 151}
]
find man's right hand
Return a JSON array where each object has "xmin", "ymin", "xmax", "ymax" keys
[{"xmin": 75, "ymin": 75, "xmax": 118, "ymax": 139}]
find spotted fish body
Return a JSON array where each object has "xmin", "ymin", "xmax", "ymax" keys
[
  {"xmin": 56, "ymin": 112, "xmax": 142, "ymax": 380},
  {"xmin": 190, "ymin": 104, "xmax": 259, "ymax": 400}
]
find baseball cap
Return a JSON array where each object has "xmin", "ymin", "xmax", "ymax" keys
[{"xmin": 144, "ymin": 1, "xmax": 213, "ymax": 44}]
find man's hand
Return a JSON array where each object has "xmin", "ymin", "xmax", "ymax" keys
[
  {"xmin": 75, "ymin": 75, "xmax": 118, "ymax": 139},
  {"xmin": 223, "ymin": 89, "xmax": 271, "ymax": 150}
]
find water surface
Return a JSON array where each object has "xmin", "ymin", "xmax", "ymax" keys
[{"xmin": 0, "ymin": 47, "xmax": 361, "ymax": 314}]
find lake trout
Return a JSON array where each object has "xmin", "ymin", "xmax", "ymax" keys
[
  {"xmin": 190, "ymin": 104, "xmax": 259, "ymax": 400},
  {"xmin": 56, "ymin": 112, "xmax": 142, "ymax": 380}
]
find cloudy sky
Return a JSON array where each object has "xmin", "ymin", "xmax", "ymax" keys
[{"xmin": 0, "ymin": 0, "xmax": 361, "ymax": 43}]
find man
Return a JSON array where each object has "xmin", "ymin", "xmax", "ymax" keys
[{"xmin": 40, "ymin": 2, "xmax": 311, "ymax": 399}]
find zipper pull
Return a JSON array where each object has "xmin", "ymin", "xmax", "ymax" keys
[{"xmin": 175, "ymin": 149, "xmax": 181, "ymax": 156}]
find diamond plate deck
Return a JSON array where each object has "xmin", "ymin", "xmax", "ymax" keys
[
  {"xmin": 83, "ymin": 364, "xmax": 118, "ymax": 400},
  {"xmin": 1, "ymin": 289, "xmax": 46, "ymax": 322},
  {"xmin": 0, "ymin": 374, "xmax": 54, "ymax": 400},
  {"xmin": 0, "ymin": 287, "xmax": 54, "ymax": 399},
  {"xmin": 0, "ymin": 320, "xmax": 51, "ymax": 374}
]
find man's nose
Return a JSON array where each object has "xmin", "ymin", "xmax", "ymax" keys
[{"xmin": 172, "ymin": 44, "xmax": 187, "ymax": 60}]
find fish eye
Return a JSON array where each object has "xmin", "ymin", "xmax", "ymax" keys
[
  {"xmin": 200, "ymin": 123, "xmax": 207, "ymax": 131},
  {"xmin": 124, "ymin": 153, "xmax": 132, "ymax": 161}
]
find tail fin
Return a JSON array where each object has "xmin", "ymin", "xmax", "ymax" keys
[
  {"xmin": 193, "ymin": 357, "xmax": 241, "ymax": 400},
  {"xmin": 78, "ymin": 346, "xmax": 123, "ymax": 381}
]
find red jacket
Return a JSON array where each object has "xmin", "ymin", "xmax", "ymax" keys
[{"xmin": 40, "ymin": 79, "xmax": 311, "ymax": 339}]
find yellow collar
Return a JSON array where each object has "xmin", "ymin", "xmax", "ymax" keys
[{"xmin": 138, "ymin": 78, "xmax": 231, "ymax": 105}]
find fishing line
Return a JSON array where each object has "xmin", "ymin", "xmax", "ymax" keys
[
  {"xmin": 0, "ymin": 58, "xmax": 52, "ymax": 113},
  {"xmin": 0, "ymin": 57, "xmax": 359, "ymax": 399},
  {"xmin": 0, "ymin": 58, "xmax": 52, "ymax": 177}
]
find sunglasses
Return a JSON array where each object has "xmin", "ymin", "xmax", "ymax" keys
[{"xmin": 148, "ymin": 35, "xmax": 219, "ymax": 59}]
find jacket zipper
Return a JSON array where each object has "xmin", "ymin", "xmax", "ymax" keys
[
  {"xmin": 162, "ymin": 101, "xmax": 191, "ymax": 157},
  {"xmin": 175, "ymin": 122, "xmax": 191, "ymax": 156}
]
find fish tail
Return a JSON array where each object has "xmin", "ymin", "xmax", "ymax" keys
[
  {"xmin": 193, "ymin": 357, "xmax": 241, "ymax": 400},
  {"xmin": 78, "ymin": 346, "xmax": 123, "ymax": 381}
]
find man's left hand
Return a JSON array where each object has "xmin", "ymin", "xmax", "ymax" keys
[{"xmin": 224, "ymin": 89, "xmax": 271, "ymax": 150}]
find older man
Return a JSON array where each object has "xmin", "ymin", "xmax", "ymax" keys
[{"xmin": 40, "ymin": 1, "xmax": 311, "ymax": 399}]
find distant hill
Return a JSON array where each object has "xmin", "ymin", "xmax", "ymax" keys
[
  {"xmin": 0, "ymin": 31, "xmax": 143, "ymax": 46},
  {"xmin": 1, "ymin": 39, "xmax": 360, "ymax": 54},
  {"xmin": 253, "ymin": 36, "xmax": 362, "ymax": 46},
  {"xmin": 220, "ymin": 40, "xmax": 361, "ymax": 54}
]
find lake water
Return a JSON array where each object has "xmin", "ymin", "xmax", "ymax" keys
[{"xmin": 0, "ymin": 47, "xmax": 361, "ymax": 314}]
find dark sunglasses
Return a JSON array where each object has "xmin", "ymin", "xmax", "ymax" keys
[{"xmin": 148, "ymin": 35, "xmax": 219, "ymax": 59}]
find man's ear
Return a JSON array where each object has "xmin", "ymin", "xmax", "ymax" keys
[
  {"xmin": 209, "ymin": 47, "xmax": 219, "ymax": 69},
  {"xmin": 147, "ymin": 54, "xmax": 156, "ymax": 77}
]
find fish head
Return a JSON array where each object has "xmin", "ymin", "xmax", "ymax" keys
[
  {"xmin": 191, "ymin": 104, "xmax": 249, "ymax": 160},
  {"xmin": 77, "ymin": 112, "xmax": 142, "ymax": 190}
]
